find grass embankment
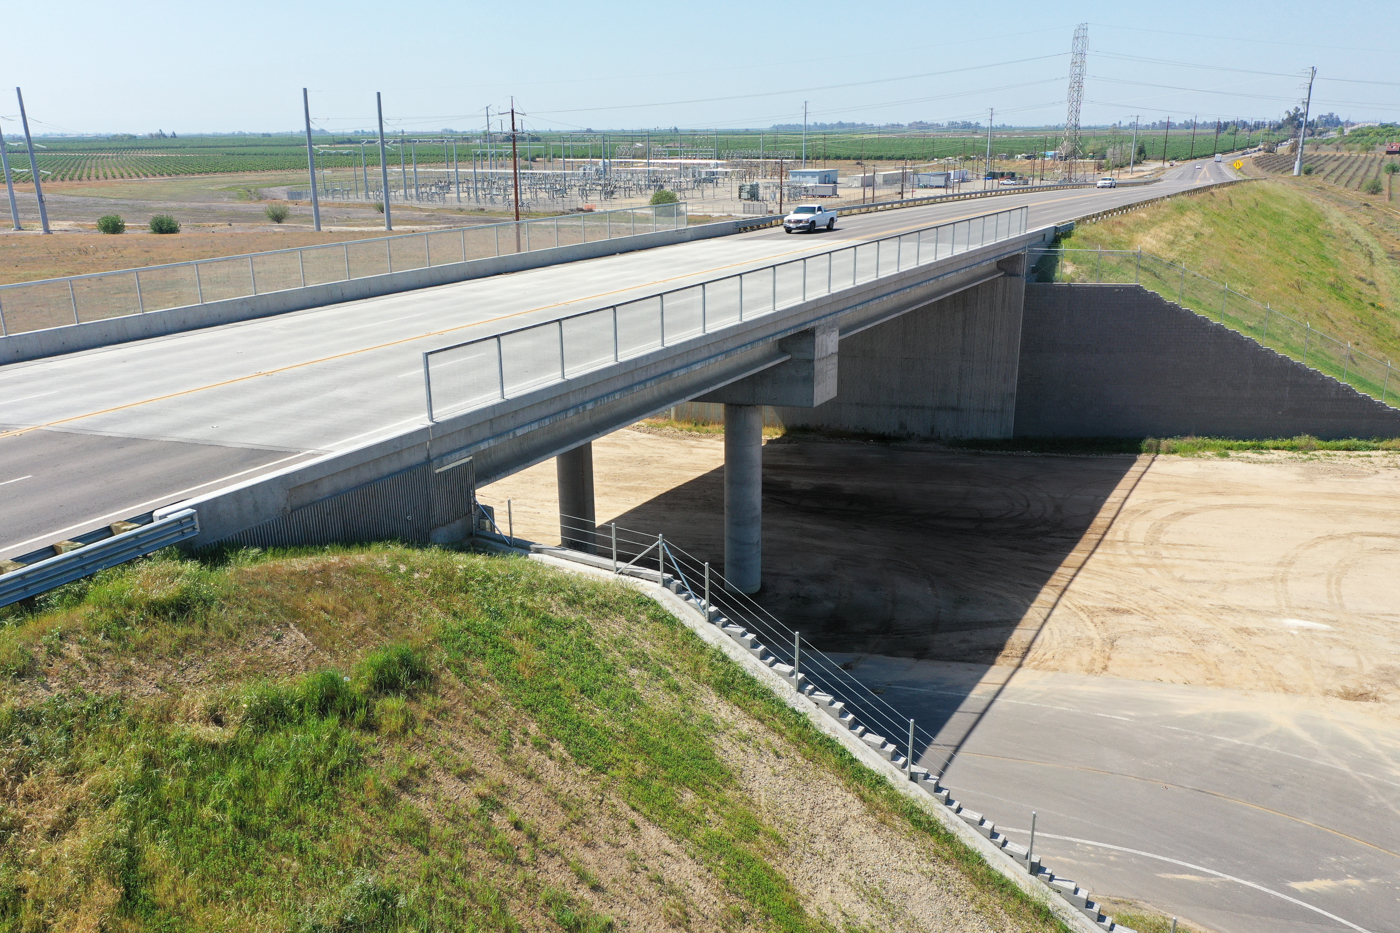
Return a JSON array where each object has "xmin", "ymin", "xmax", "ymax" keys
[
  {"xmin": 1061, "ymin": 178, "xmax": 1400, "ymax": 364},
  {"xmin": 0, "ymin": 546, "xmax": 1068, "ymax": 933}
]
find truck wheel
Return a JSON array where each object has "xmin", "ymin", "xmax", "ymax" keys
[
  {"xmin": 826, "ymin": 218, "xmax": 835, "ymax": 230},
  {"xmin": 784, "ymin": 227, "xmax": 792, "ymax": 234}
]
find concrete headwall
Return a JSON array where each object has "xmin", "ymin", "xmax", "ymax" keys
[
  {"xmin": 1014, "ymin": 283, "xmax": 1400, "ymax": 439},
  {"xmin": 774, "ymin": 269, "xmax": 1026, "ymax": 438}
]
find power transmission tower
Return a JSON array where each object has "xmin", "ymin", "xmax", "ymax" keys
[
  {"xmin": 1061, "ymin": 23, "xmax": 1087, "ymax": 182},
  {"xmin": 1293, "ymin": 67, "xmax": 1316, "ymax": 176}
]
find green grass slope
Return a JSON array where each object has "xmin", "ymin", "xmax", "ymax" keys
[
  {"xmin": 1064, "ymin": 178, "xmax": 1400, "ymax": 364},
  {"xmin": 0, "ymin": 546, "xmax": 1068, "ymax": 933}
]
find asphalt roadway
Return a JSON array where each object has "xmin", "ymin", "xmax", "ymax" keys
[
  {"xmin": 0, "ymin": 160, "xmax": 1230, "ymax": 559},
  {"xmin": 833, "ymin": 655, "xmax": 1400, "ymax": 933}
]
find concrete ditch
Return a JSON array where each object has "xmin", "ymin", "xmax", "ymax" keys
[{"xmin": 497, "ymin": 536, "xmax": 1136, "ymax": 933}]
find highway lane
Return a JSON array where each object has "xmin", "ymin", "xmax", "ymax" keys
[
  {"xmin": 835, "ymin": 655, "xmax": 1400, "ymax": 933},
  {"xmin": 0, "ymin": 163, "xmax": 1232, "ymax": 557}
]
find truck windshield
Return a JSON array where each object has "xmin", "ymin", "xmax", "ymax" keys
[{"xmin": 794, "ymin": 206, "xmax": 819, "ymax": 213}]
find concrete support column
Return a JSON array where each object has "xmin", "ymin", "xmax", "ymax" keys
[
  {"xmin": 723, "ymin": 404, "xmax": 763, "ymax": 593},
  {"xmin": 556, "ymin": 442, "xmax": 596, "ymax": 553}
]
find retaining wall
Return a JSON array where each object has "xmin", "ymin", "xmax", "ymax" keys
[{"xmin": 1014, "ymin": 283, "xmax": 1400, "ymax": 439}]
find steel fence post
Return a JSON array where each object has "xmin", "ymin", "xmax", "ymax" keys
[
  {"xmin": 249, "ymin": 256, "xmax": 257, "ymax": 295},
  {"xmin": 771, "ymin": 266, "xmax": 776, "ymax": 310},
  {"xmin": 738, "ymin": 274, "xmax": 744, "ymax": 321},
  {"xmin": 802, "ymin": 258, "xmax": 807, "ymax": 302},
  {"xmin": 1383, "ymin": 362, "xmax": 1391, "ymax": 405},
  {"xmin": 387, "ymin": 239, "xmax": 393, "ymax": 273},
  {"xmin": 793, "ymin": 630, "xmax": 801, "ymax": 683},
  {"xmin": 1221, "ymin": 283, "xmax": 1227, "ymax": 322},
  {"xmin": 907, "ymin": 719, "xmax": 915, "ymax": 779},
  {"xmin": 507, "ymin": 500, "xmax": 513, "ymax": 542},
  {"xmin": 1343, "ymin": 343, "xmax": 1351, "ymax": 384},
  {"xmin": 460, "ymin": 227, "xmax": 467, "ymax": 262},
  {"xmin": 1304, "ymin": 323, "xmax": 1311, "ymax": 367},
  {"xmin": 703, "ymin": 561, "xmax": 710, "ymax": 617},
  {"xmin": 69, "ymin": 280, "xmax": 78, "ymax": 324},
  {"xmin": 558, "ymin": 319, "xmax": 566, "ymax": 378},
  {"xmin": 612, "ymin": 524, "xmax": 618, "ymax": 572},
  {"xmin": 194, "ymin": 263, "xmax": 203, "ymax": 304},
  {"xmin": 612, "ymin": 307, "xmax": 619, "ymax": 361},
  {"xmin": 1096, "ymin": 247, "xmax": 1101, "ymax": 283},
  {"xmin": 1136, "ymin": 249, "xmax": 1141, "ymax": 284},
  {"xmin": 1179, "ymin": 264, "xmax": 1185, "ymax": 303},
  {"xmin": 1028, "ymin": 812, "xmax": 1037, "ymax": 866},
  {"xmin": 1263, "ymin": 304, "xmax": 1271, "ymax": 346},
  {"xmin": 0, "ymin": 294, "xmax": 7, "ymax": 337},
  {"xmin": 425, "ymin": 232, "xmax": 431, "ymax": 267},
  {"xmin": 343, "ymin": 243, "xmax": 351, "ymax": 281},
  {"xmin": 657, "ymin": 533, "xmax": 664, "ymax": 576},
  {"xmin": 660, "ymin": 293, "xmax": 667, "ymax": 345},
  {"xmin": 298, "ymin": 250, "xmax": 306, "ymax": 288},
  {"xmin": 701, "ymin": 283, "xmax": 707, "ymax": 333}
]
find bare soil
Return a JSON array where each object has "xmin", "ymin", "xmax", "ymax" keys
[{"xmin": 482, "ymin": 428, "xmax": 1400, "ymax": 715}]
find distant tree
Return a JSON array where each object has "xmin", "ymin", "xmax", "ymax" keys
[
  {"xmin": 96, "ymin": 214, "xmax": 125, "ymax": 234},
  {"xmin": 1386, "ymin": 162, "xmax": 1399, "ymax": 202},
  {"xmin": 149, "ymin": 214, "xmax": 180, "ymax": 234},
  {"xmin": 264, "ymin": 204, "xmax": 289, "ymax": 223},
  {"xmin": 649, "ymin": 189, "xmax": 679, "ymax": 205}
]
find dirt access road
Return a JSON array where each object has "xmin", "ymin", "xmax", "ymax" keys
[{"xmin": 483, "ymin": 428, "xmax": 1400, "ymax": 933}]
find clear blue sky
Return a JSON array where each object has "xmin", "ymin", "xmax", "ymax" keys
[{"xmin": 3, "ymin": 0, "xmax": 1397, "ymax": 136}]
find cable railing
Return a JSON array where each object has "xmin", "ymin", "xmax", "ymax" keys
[
  {"xmin": 0, "ymin": 202, "xmax": 686, "ymax": 338},
  {"xmin": 1031, "ymin": 245, "xmax": 1399, "ymax": 408},
  {"xmin": 475, "ymin": 500, "xmax": 960, "ymax": 777},
  {"xmin": 422, "ymin": 205, "xmax": 1031, "ymax": 421}
]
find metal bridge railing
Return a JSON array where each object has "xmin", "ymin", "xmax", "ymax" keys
[
  {"xmin": 0, "ymin": 202, "xmax": 686, "ymax": 338},
  {"xmin": 476, "ymin": 501, "xmax": 961, "ymax": 778},
  {"xmin": 1031, "ymin": 245, "xmax": 1399, "ymax": 408},
  {"xmin": 422, "ymin": 205, "xmax": 1030, "ymax": 421}
]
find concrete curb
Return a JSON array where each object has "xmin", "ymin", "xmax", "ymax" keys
[{"xmin": 515, "ymin": 545, "xmax": 1125, "ymax": 933}]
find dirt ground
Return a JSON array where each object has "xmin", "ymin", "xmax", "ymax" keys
[{"xmin": 482, "ymin": 428, "xmax": 1400, "ymax": 717}]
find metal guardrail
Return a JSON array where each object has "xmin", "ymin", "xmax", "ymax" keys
[
  {"xmin": 0, "ymin": 508, "xmax": 200, "ymax": 607},
  {"xmin": 1032, "ymin": 245, "xmax": 1398, "ymax": 408},
  {"xmin": 421, "ymin": 204, "xmax": 1030, "ymax": 421},
  {"xmin": 0, "ymin": 202, "xmax": 686, "ymax": 338}
]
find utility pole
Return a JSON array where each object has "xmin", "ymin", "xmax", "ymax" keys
[
  {"xmin": 1187, "ymin": 116, "xmax": 1198, "ymax": 161},
  {"xmin": 376, "ymin": 92, "xmax": 392, "ymax": 231},
  {"xmin": 1162, "ymin": 116, "xmax": 1172, "ymax": 167},
  {"xmin": 16, "ymin": 87, "xmax": 49, "ymax": 234},
  {"xmin": 0, "ymin": 120, "xmax": 20, "ymax": 230},
  {"xmin": 1129, "ymin": 115, "xmax": 1140, "ymax": 177},
  {"xmin": 985, "ymin": 108, "xmax": 994, "ymax": 189},
  {"xmin": 1212, "ymin": 119, "xmax": 1221, "ymax": 156},
  {"xmin": 510, "ymin": 100, "xmax": 523, "ymax": 250},
  {"xmin": 802, "ymin": 101, "xmax": 808, "ymax": 167},
  {"xmin": 302, "ymin": 89, "xmax": 322, "ymax": 232},
  {"xmin": 778, "ymin": 158, "xmax": 784, "ymax": 214},
  {"xmin": 1293, "ymin": 66, "xmax": 1317, "ymax": 176}
]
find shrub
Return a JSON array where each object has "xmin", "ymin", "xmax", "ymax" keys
[
  {"xmin": 1363, "ymin": 177, "xmax": 1384, "ymax": 195},
  {"xmin": 95, "ymin": 214, "xmax": 125, "ymax": 234},
  {"xmin": 374, "ymin": 201, "xmax": 385, "ymax": 213},
  {"xmin": 649, "ymin": 189, "xmax": 679, "ymax": 205},
  {"xmin": 264, "ymin": 203, "xmax": 289, "ymax": 223},
  {"xmin": 1301, "ymin": 164, "xmax": 1316, "ymax": 175},
  {"xmin": 149, "ymin": 214, "xmax": 180, "ymax": 234}
]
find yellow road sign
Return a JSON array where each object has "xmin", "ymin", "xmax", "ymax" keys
[{"xmin": 1233, "ymin": 160, "xmax": 1244, "ymax": 170}]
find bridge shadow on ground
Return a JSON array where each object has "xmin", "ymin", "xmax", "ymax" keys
[{"xmin": 610, "ymin": 436, "xmax": 1144, "ymax": 767}]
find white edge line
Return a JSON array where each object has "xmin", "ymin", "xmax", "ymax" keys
[
  {"xmin": 0, "ymin": 451, "xmax": 316, "ymax": 557},
  {"xmin": 0, "ymin": 475, "xmax": 34, "ymax": 488},
  {"xmin": 995, "ymin": 829, "xmax": 1374, "ymax": 933}
]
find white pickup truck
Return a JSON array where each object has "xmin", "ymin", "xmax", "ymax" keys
[{"xmin": 782, "ymin": 204, "xmax": 838, "ymax": 233}]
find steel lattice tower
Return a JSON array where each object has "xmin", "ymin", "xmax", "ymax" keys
[{"xmin": 1062, "ymin": 23, "xmax": 1087, "ymax": 181}]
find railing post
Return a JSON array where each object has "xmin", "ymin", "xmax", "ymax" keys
[
  {"xmin": 69, "ymin": 279, "xmax": 79, "ymax": 324},
  {"xmin": 558, "ymin": 319, "xmax": 566, "ymax": 378},
  {"xmin": 657, "ymin": 533, "xmax": 664, "ymax": 576},
  {"xmin": 1304, "ymin": 323, "xmax": 1311, "ymax": 367},
  {"xmin": 1263, "ymin": 304, "xmax": 1271, "ymax": 346},
  {"xmin": 343, "ymin": 243, "xmax": 351, "ymax": 281},
  {"xmin": 1383, "ymin": 362, "xmax": 1391, "ymax": 405},
  {"xmin": 1343, "ymin": 343, "xmax": 1351, "ymax": 384},
  {"xmin": 298, "ymin": 250, "xmax": 307, "ymax": 288},
  {"xmin": 612, "ymin": 307, "xmax": 619, "ymax": 362},
  {"xmin": 425, "ymin": 232, "xmax": 431, "ymax": 267},
  {"xmin": 606, "ymin": 211, "xmax": 611, "ymax": 240},
  {"xmin": 0, "ymin": 295, "xmax": 7, "ymax": 337},
  {"xmin": 701, "ymin": 282, "xmax": 707, "ymax": 333},
  {"xmin": 660, "ymin": 293, "xmax": 667, "ymax": 345},
  {"xmin": 1135, "ymin": 249, "xmax": 1141, "ymax": 284},
  {"xmin": 703, "ymin": 561, "xmax": 710, "ymax": 617},
  {"xmin": 1095, "ymin": 246, "xmax": 1101, "ymax": 283},
  {"xmin": 1221, "ymin": 283, "xmax": 1228, "ymax": 323},
  {"xmin": 249, "ymin": 256, "xmax": 257, "ymax": 295},
  {"xmin": 907, "ymin": 718, "xmax": 915, "ymax": 779},
  {"xmin": 194, "ymin": 262, "xmax": 204, "ymax": 304},
  {"xmin": 461, "ymin": 227, "xmax": 467, "ymax": 262},
  {"xmin": 496, "ymin": 335, "xmax": 506, "ymax": 399},
  {"xmin": 422, "ymin": 351, "xmax": 434, "ymax": 422},
  {"xmin": 771, "ymin": 266, "xmax": 776, "ymax": 311},
  {"xmin": 802, "ymin": 258, "xmax": 808, "ymax": 302},
  {"xmin": 134, "ymin": 271, "xmax": 144, "ymax": 313},
  {"xmin": 738, "ymin": 274, "xmax": 744, "ymax": 321},
  {"xmin": 387, "ymin": 239, "xmax": 393, "ymax": 273},
  {"xmin": 1179, "ymin": 264, "xmax": 1186, "ymax": 303},
  {"xmin": 611, "ymin": 523, "xmax": 618, "ymax": 572},
  {"xmin": 507, "ymin": 499, "xmax": 513, "ymax": 542}
]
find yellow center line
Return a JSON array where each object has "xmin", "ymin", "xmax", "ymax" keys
[{"xmin": 0, "ymin": 191, "xmax": 1127, "ymax": 441}]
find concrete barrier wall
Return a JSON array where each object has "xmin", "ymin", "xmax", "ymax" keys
[
  {"xmin": 1014, "ymin": 283, "xmax": 1400, "ymax": 439},
  {"xmin": 0, "ymin": 220, "xmax": 744, "ymax": 366}
]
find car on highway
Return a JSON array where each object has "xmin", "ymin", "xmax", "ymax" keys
[
  {"xmin": 1195, "ymin": 164, "xmax": 1203, "ymax": 170},
  {"xmin": 1096, "ymin": 176, "xmax": 1116, "ymax": 188},
  {"xmin": 783, "ymin": 204, "xmax": 837, "ymax": 233},
  {"xmin": 1214, "ymin": 153, "xmax": 1223, "ymax": 162}
]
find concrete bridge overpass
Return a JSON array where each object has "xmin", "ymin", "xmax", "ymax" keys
[{"xmin": 2, "ymin": 160, "xmax": 1248, "ymax": 590}]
